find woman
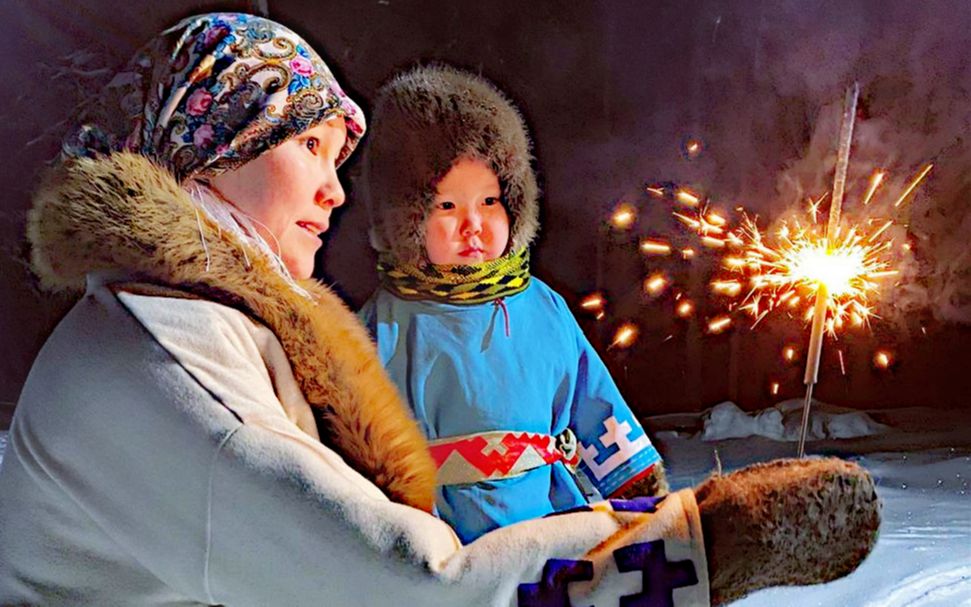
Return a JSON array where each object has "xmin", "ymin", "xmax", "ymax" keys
[{"xmin": 0, "ymin": 13, "xmax": 879, "ymax": 606}]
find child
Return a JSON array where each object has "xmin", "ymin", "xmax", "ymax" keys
[{"xmin": 359, "ymin": 65, "xmax": 666, "ymax": 543}]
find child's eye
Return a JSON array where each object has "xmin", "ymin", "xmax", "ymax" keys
[
  {"xmin": 305, "ymin": 137, "xmax": 320, "ymax": 153},
  {"xmin": 437, "ymin": 201, "xmax": 455, "ymax": 210},
  {"xmin": 484, "ymin": 197, "xmax": 501, "ymax": 206}
]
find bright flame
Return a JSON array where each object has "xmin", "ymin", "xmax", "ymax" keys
[
  {"xmin": 610, "ymin": 203, "xmax": 637, "ymax": 229},
  {"xmin": 788, "ymin": 243, "xmax": 867, "ymax": 297},
  {"xmin": 676, "ymin": 300, "xmax": 695, "ymax": 318},
  {"xmin": 873, "ymin": 350, "xmax": 892, "ymax": 369}
]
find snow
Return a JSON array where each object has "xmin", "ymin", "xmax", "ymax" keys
[
  {"xmin": 1, "ymin": 405, "xmax": 969, "ymax": 606},
  {"xmin": 701, "ymin": 399, "xmax": 889, "ymax": 442},
  {"xmin": 655, "ymin": 404, "xmax": 971, "ymax": 606}
]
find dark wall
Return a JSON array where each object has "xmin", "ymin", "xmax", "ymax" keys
[{"xmin": 2, "ymin": 0, "xmax": 970, "ymax": 418}]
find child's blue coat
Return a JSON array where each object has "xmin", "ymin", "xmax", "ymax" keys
[{"xmin": 360, "ymin": 278, "xmax": 661, "ymax": 543}]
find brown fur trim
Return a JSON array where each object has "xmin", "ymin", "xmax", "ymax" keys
[
  {"xmin": 360, "ymin": 64, "xmax": 540, "ymax": 264},
  {"xmin": 695, "ymin": 457, "xmax": 881, "ymax": 605},
  {"xmin": 29, "ymin": 153, "xmax": 437, "ymax": 512}
]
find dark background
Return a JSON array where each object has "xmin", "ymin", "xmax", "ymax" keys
[{"xmin": 2, "ymin": 0, "xmax": 970, "ymax": 425}]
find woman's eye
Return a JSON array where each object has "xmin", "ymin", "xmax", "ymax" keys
[
  {"xmin": 305, "ymin": 137, "xmax": 320, "ymax": 153},
  {"xmin": 437, "ymin": 201, "xmax": 455, "ymax": 210}
]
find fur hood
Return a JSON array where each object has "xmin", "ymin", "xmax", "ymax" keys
[
  {"xmin": 360, "ymin": 65, "xmax": 540, "ymax": 264},
  {"xmin": 28, "ymin": 153, "xmax": 437, "ymax": 512}
]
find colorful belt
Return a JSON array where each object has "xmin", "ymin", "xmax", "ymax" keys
[{"xmin": 429, "ymin": 428, "xmax": 581, "ymax": 486}]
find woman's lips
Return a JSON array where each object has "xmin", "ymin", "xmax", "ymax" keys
[{"xmin": 297, "ymin": 220, "xmax": 328, "ymax": 238}]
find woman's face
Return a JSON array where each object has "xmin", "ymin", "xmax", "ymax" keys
[
  {"xmin": 425, "ymin": 157, "xmax": 510, "ymax": 265},
  {"xmin": 208, "ymin": 118, "xmax": 348, "ymax": 280}
]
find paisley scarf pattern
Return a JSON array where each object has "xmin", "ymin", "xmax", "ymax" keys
[{"xmin": 62, "ymin": 12, "xmax": 365, "ymax": 181}]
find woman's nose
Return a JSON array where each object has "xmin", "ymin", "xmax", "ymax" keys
[{"xmin": 315, "ymin": 167, "xmax": 345, "ymax": 208}]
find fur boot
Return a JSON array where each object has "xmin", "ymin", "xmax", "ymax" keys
[{"xmin": 695, "ymin": 457, "xmax": 881, "ymax": 605}]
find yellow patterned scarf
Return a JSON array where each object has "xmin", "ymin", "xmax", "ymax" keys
[{"xmin": 378, "ymin": 247, "xmax": 531, "ymax": 304}]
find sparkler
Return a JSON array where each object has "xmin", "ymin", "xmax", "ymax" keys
[{"xmin": 797, "ymin": 82, "xmax": 859, "ymax": 458}]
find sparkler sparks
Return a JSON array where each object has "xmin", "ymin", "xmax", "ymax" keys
[
  {"xmin": 610, "ymin": 203, "xmax": 637, "ymax": 229},
  {"xmin": 640, "ymin": 239, "xmax": 672, "ymax": 255},
  {"xmin": 675, "ymin": 189, "xmax": 701, "ymax": 206},
  {"xmin": 580, "ymin": 293, "xmax": 606, "ymax": 311},
  {"xmin": 644, "ymin": 273, "xmax": 669, "ymax": 295},
  {"xmin": 873, "ymin": 350, "xmax": 893, "ymax": 369},
  {"xmin": 697, "ymin": 209, "xmax": 900, "ymax": 335},
  {"xmin": 706, "ymin": 315, "xmax": 732, "ymax": 334},
  {"xmin": 610, "ymin": 323, "xmax": 639, "ymax": 349},
  {"xmin": 893, "ymin": 164, "xmax": 933, "ymax": 208}
]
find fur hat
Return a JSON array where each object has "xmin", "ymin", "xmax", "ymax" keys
[{"xmin": 360, "ymin": 65, "xmax": 539, "ymax": 264}]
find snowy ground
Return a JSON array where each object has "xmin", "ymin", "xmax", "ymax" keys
[
  {"xmin": 0, "ymin": 404, "xmax": 968, "ymax": 606},
  {"xmin": 653, "ymin": 404, "xmax": 971, "ymax": 606}
]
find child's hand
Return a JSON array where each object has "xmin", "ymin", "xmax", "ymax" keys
[{"xmin": 613, "ymin": 463, "xmax": 670, "ymax": 499}]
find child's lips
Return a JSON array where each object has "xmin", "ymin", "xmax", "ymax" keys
[{"xmin": 458, "ymin": 246, "xmax": 484, "ymax": 257}]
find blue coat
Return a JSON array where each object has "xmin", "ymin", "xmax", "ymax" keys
[{"xmin": 360, "ymin": 278, "xmax": 661, "ymax": 542}]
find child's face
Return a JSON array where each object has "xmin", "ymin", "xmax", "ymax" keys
[{"xmin": 425, "ymin": 157, "xmax": 510, "ymax": 264}]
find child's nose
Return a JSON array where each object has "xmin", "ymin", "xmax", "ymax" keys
[{"xmin": 460, "ymin": 209, "xmax": 482, "ymax": 236}]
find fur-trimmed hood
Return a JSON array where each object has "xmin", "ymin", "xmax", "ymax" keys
[
  {"xmin": 28, "ymin": 153, "xmax": 437, "ymax": 512},
  {"xmin": 360, "ymin": 65, "xmax": 540, "ymax": 264}
]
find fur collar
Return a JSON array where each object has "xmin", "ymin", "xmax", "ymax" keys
[{"xmin": 28, "ymin": 153, "xmax": 437, "ymax": 512}]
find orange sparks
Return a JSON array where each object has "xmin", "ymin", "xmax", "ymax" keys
[
  {"xmin": 610, "ymin": 323, "xmax": 638, "ymax": 349},
  {"xmin": 707, "ymin": 315, "xmax": 732, "ymax": 334},
  {"xmin": 610, "ymin": 203, "xmax": 637, "ymax": 228},
  {"xmin": 646, "ymin": 186, "xmax": 666, "ymax": 197},
  {"xmin": 838, "ymin": 349, "xmax": 846, "ymax": 375},
  {"xmin": 893, "ymin": 164, "xmax": 933, "ymax": 207},
  {"xmin": 873, "ymin": 350, "xmax": 892, "ymax": 369},
  {"xmin": 681, "ymin": 247, "xmax": 696, "ymax": 260},
  {"xmin": 685, "ymin": 140, "xmax": 703, "ymax": 158},
  {"xmin": 676, "ymin": 300, "xmax": 695, "ymax": 318},
  {"xmin": 676, "ymin": 189, "xmax": 701, "ymax": 206},
  {"xmin": 770, "ymin": 381, "xmax": 780, "ymax": 396},
  {"xmin": 702, "ymin": 236, "xmax": 726, "ymax": 248},
  {"xmin": 711, "ymin": 280, "xmax": 742, "ymax": 297},
  {"xmin": 644, "ymin": 273, "xmax": 669, "ymax": 295},
  {"xmin": 595, "ymin": 311, "xmax": 605, "ymax": 321},
  {"xmin": 580, "ymin": 293, "xmax": 605, "ymax": 311},
  {"xmin": 862, "ymin": 171, "xmax": 885, "ymax": 206},
  {"xmin": 706, "ymin": 211, "xmax": 727, "ymax": 226},
  {"xmin": 782, "ymin": 345, "xmax": 797, "ymax": 362},
  {"xmin": 640, "ymin": 239, "xmax": 672, "ymax": 255}
]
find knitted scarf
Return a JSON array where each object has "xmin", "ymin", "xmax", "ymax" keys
[{"xmin": 378, "ymin": 247, "xmax": 530, "ymax": 305}]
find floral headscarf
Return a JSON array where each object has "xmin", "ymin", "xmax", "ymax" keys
[{"xmin": 63, "ymin": 12, "xmax": 365, "ymax": 181}]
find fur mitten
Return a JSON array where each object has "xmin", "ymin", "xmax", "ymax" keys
[{"xmin": 695, "ymin": 457, "xmax": 880, "ymax": 605}]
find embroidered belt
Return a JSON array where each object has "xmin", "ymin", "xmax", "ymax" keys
[{"xmin": 429, "ymin": 428, "xmax": 581, "ymax": 486}]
